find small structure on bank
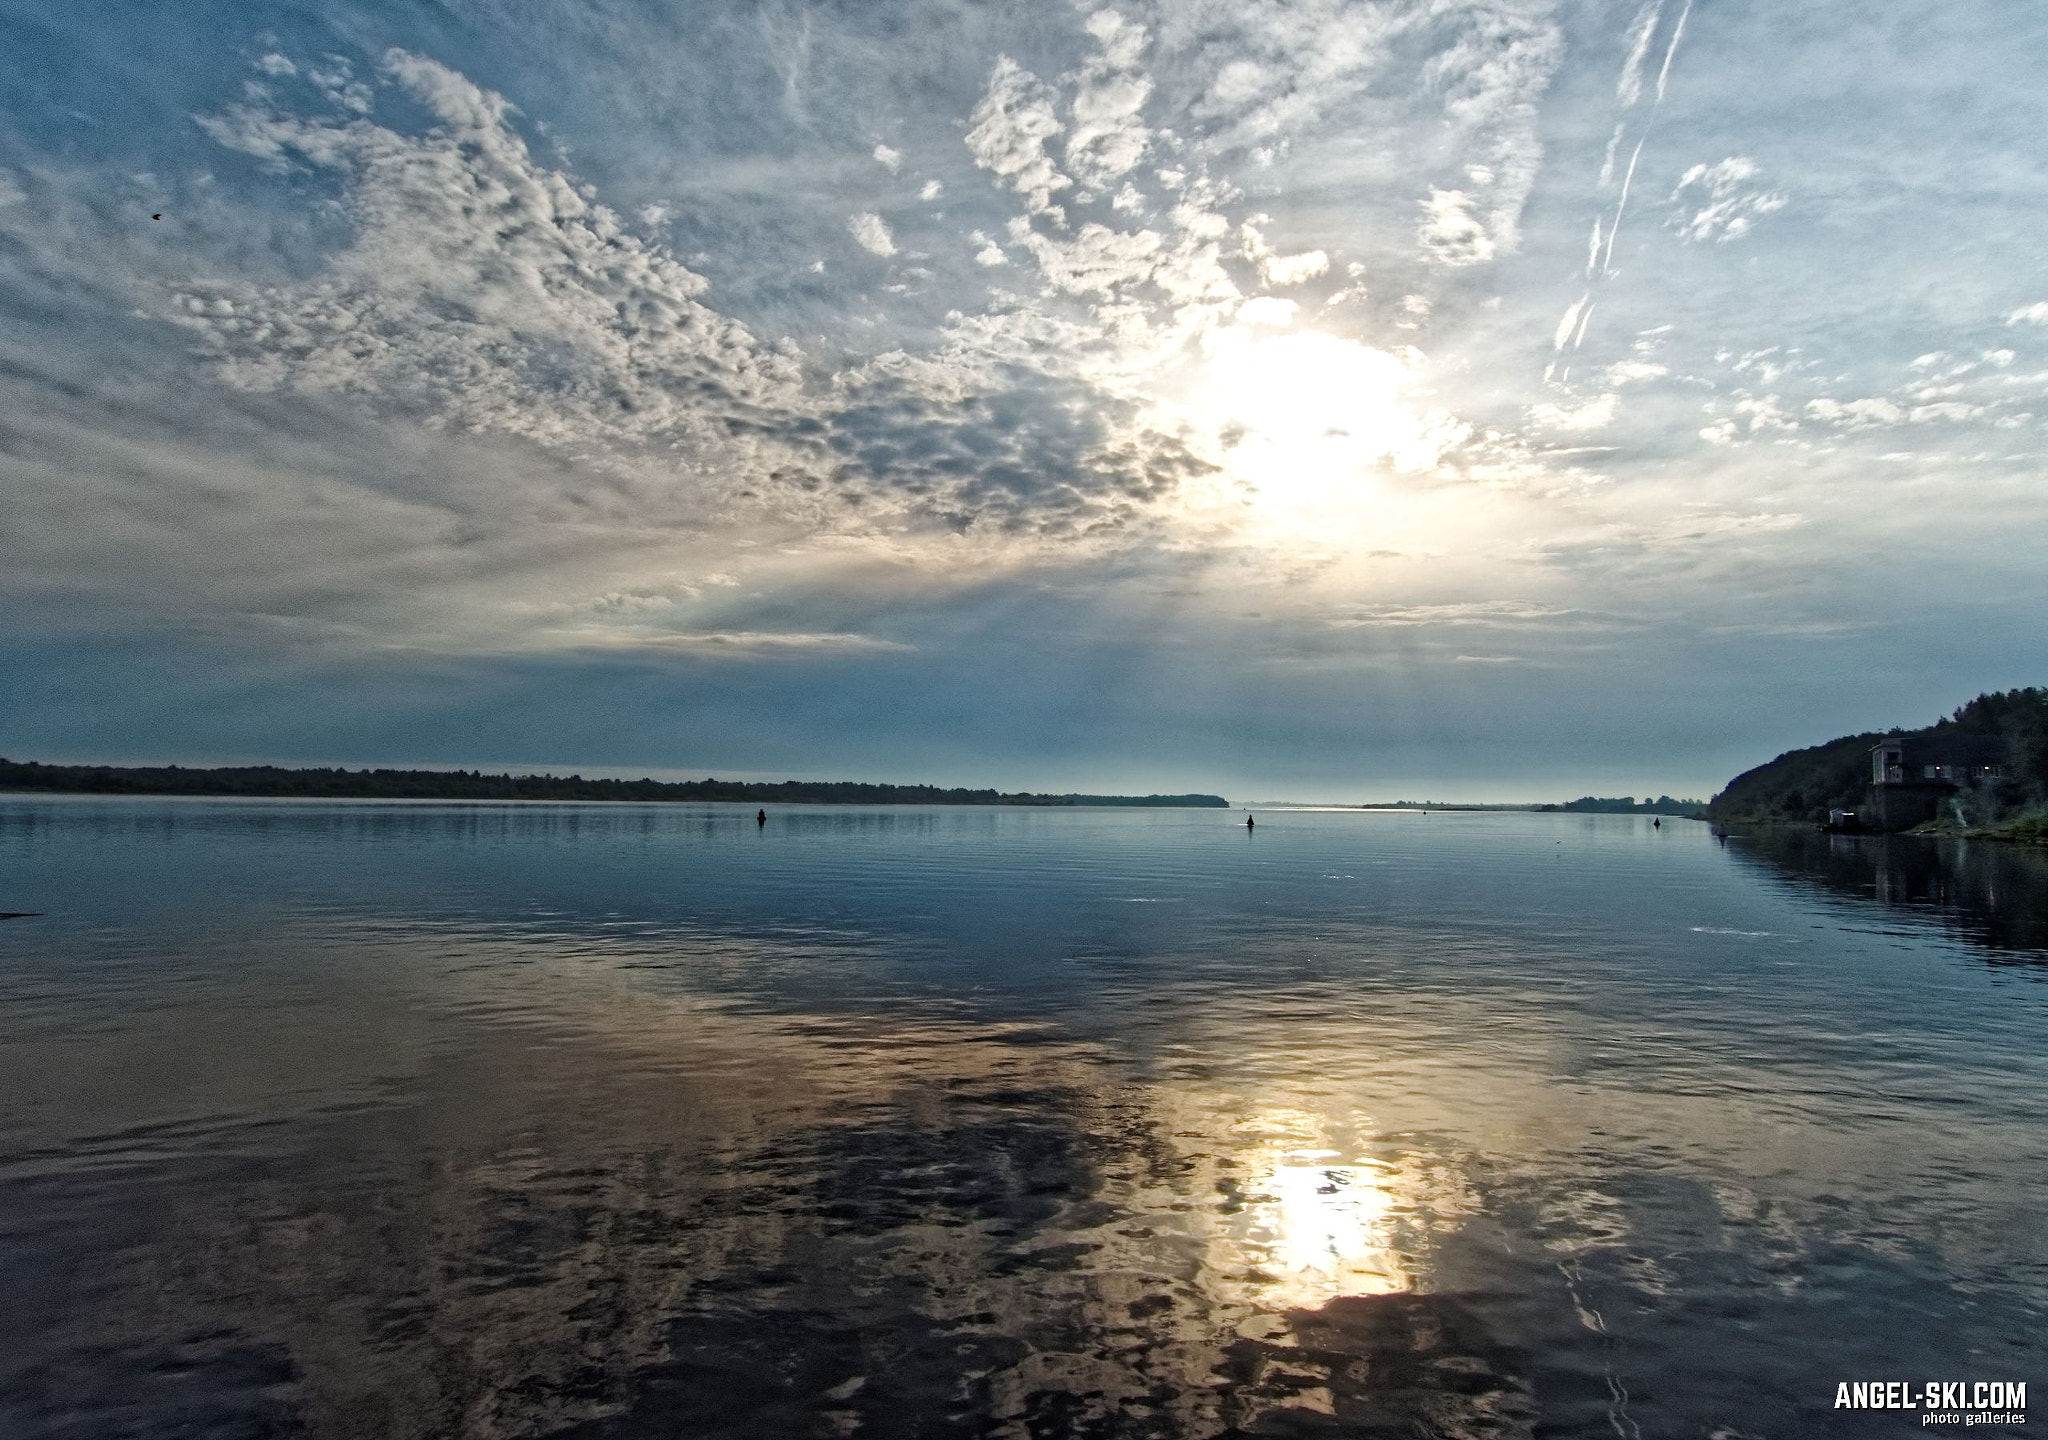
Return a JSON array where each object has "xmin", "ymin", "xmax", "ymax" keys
[{"xmin": 1864, "ymin": 736, "xmax": 2006, "ymax": 830}]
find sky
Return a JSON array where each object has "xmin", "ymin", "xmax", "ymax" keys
[{"xmin": 2, "ymin": 0, "xmax": 2046, "ymax": 801}]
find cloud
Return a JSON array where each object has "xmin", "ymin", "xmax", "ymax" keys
[
  {"xmin": 1909, "ymin": 401, "xmax": 1985, "ymax": 423},
  {"xmin": 183, "ymin": 49, "xmax": 801, "ymax": 475},
  {"xmin": 1605, "ymin": 360, "xmax": 1667, "ymax": 386},
  {"xmin": 553, "ymin": 628, "xmax": 915, "ymax": 656},
  {"xmin": 1263, "ymin": 249, "xmax": 1327, "ymax": 286},
  {"xmin": 1806, "ymin": 397, "xmax": 1904, "ymax": 430},
  {"xmin": 166, "ymin": 47, "xmax": 1233, "ymax": 565},
  {"xmin": 5, "ymin": 0, "xmax": 2048, "ymax": 796},
  {"xmin": 820, "ymin": 353, "xmax": 1220, "ymax": 540},
  {"xmin": 1528, "ymin": 393, "xmax": 1619, "ymax": 432},
  {"xmin": 1330, "ymin": 601, "xmax": 1579, "ymax": 629},
  {"xmin": 1418, "ymin": 188, "xmax": 1496, "ymax": 266},
  {"xmin": 1064, "ymin": 11, "xmax": 1154, "ymax": 189},
  {"xmin": 1236, "ymin": 296, "xmax": 1298, "ymax": 327},
  {"xmin": 849, "ymin": 211, "xmax": 897, "ymax": 256},
  {"xmin": 1007, "ymin": 218, "xmax": 1163, "ymax": 296},
  {"xmin": 1654, "ymin": 509, "xmax": 1801, "ymax": 542},
  {"xmin": 966, "ymin": 58, "xmax": 1071, "ymax": 217},
  {"xmin": 1415, "ymin": 4, "xmax": 1562, "ymax": 261},
  {"xmin": 1707, "ymin": 620, "xmax": 1868, "ymax": 639},
  {"xmin": 1671, "ymin": 157, "xmax": 1785, "ymax": 243},
  {"xmin": 1141, "ymin": 0, "xmax": 1556, "ymax": 272},
  {"xmin": 583, "ymin": 591, "xmax": 677, "ymax": 614},
  {"xmin": 1236, "ymin": 217, "xmax": 1326, "ymax": 286}
]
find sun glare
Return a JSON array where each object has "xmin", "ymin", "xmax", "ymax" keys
[
  {"xmin": 1186, "ymin": 1104, "xmax": 1425, "ymax": 1311},
  {"xmin": 1184, "ymin": 324, "xmax": 1449, "ymax": 534},
  {"xmin": 1257, "ymin": 1151, "xmax": 1407, "ymax": 1305}
]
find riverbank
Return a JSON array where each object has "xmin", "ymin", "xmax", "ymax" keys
[
  {"xmin": 1911, "ymin": 813, "xmax": 2048, "ymax": 845},
  {"xmin": 1718, "ymin": 814, "xmax": 2048, "ymax": 846}
]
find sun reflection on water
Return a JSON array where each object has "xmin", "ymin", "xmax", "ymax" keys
[
  {"xmin": 1254, "ymin": 1151, "xmax": 1405, "ymax": 1304},
  {"xmin": 1186, "ymin": 1105, "xmax": 1455, "ymax": 1313}
]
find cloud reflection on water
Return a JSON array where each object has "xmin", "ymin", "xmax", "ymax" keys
[
  {"xmin": 0, "ymin": 917, "xmax": 1529, "ymax": 1437},
  {"xmin": 5, "ymin": 802, "xmax": 2048, "ymax": 1437}
]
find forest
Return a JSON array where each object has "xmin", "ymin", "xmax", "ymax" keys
[
  {"xmin": 0, "ymin": 760, "xmax": 1228, "ymax": 808},
  {"xmin": 1708, "ymin": 687, "xmax": 2048, "ymax": 836}
]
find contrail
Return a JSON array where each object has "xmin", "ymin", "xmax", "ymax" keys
[
  {"xmin": 1617, "ymin": 1, "xmax": 1662, "ymax": 106},
  {"xmin": 1549, "ymin": 0, "xmax": 1690, "ymax": 365},
  {"xmin": 1599, "ymin": 122, "xmax": 1626, "ymax": 186},
  {"xmin": 1602, "ymin": 137, "xmax": 1646, "ymax": 274},
  {"xmin": 1655, "ymin": 0, "xmax": 1692, "ymax": 102},
  {"xmin": 1554, "ymin": 292, "xmax": 1589, "ymax": 350}
]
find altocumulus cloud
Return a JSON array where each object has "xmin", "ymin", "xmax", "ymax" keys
[
  {"xmin": 848, "ymin": 212, "xmax": 898, "ymax": 257},
  {"xmin": 174, "ymin": 49, "xmax": 1220, "ymax": 553}
]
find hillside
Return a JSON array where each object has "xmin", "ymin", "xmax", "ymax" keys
[{"xmin": 1709, "ymin": 688, "xmax": 2048, "ymax": 831}]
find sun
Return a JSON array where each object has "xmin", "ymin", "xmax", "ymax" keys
[{"xmin": 1179, "ymin": 320, "xmax": 1453, "ymax": 535}]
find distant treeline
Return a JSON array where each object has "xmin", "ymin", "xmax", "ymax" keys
[
  {"xmin": 1709, "ymin": 687, "xmax": 2048, "ymax": 830},
  {"xmin": 0, "ymin": 759, "xmax": 1228, "ymax": 809},
  {"xmin": 1544, "ymin": 795, "xmax": 1706, "ymax": 816}
]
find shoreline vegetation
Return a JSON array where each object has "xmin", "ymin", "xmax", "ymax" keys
[
  {"xmin": 0, "ymin": 759, "xmax": 1227, "ymax": 809},
  {"xmin": 1720, "ymin": 812, "xmax": 2048, "ymax": 845},
  {"xmin": 0, "ymin": 758, "xmax": 1709, "ymax": 818},
  {"xmin": 1707, "ymin": 687, "xmax": 2048, "ymax": 844}
]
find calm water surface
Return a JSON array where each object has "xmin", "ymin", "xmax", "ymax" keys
[{"xmin": 1, "ymin": 800, "xmax": 2045, "ymax": 1438}]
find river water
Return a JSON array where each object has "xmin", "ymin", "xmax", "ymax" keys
[{"xmin": 1, "ymin": 799, "xmax": 2043, "ymax": 1438}]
